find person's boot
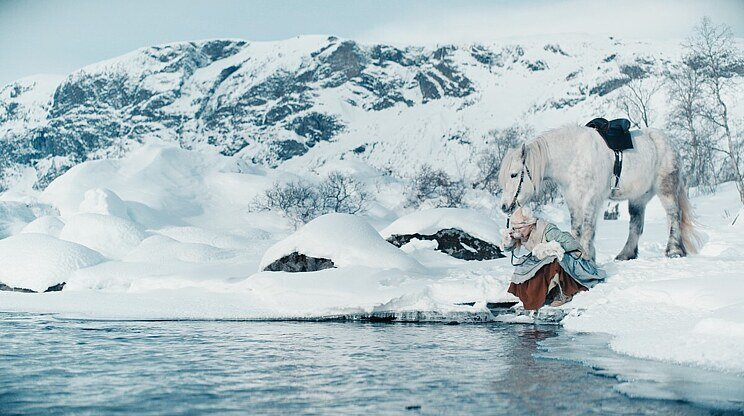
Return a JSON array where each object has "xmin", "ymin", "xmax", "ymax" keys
[{"xmin": 548, "ymin": 283, "xmax": 572, "ymax": 307}]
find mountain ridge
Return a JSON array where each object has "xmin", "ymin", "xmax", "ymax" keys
[{"xmin": 0, "ymin": 34, "xmax": 688, "ymax": 190}]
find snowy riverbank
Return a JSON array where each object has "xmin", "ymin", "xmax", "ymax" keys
[{"xmin": 1, "ymin": 143, "xmax": 743, "ymax": 376}]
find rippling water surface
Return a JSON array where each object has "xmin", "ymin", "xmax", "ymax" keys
[{"xmin": 0, "ymin": 313, "xmax": 734, "ymax": 415}]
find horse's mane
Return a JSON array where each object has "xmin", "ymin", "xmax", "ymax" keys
[{"xmin": 499, "ymin": 124, "xmax": 585, "ymax": 193}]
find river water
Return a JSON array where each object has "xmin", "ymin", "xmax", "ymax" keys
[{"xmin": 0, "ymin": 313, "xmax": 741, "ymax": 415}]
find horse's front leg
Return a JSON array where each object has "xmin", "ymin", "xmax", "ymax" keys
[
  {"xmin": 565, "ymin": 195, "xmax": 584, "ymax": 243},
  {"xmin": 577, "ymin": 199, "xmax": 601, "ymax": 261}
]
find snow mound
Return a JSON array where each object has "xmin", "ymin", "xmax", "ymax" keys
[
  {"xmin": 58, "ymin": 213, "xmax": 148, "ymax": 259},
  {"xmin": 156, "ymin": 226, "xmax": 267, "ymax": 249},
  {"xmin": 259, "ymin": 213, "xmax": 426, "ymax": 273},
  {"xmin": 124, "ymin": 235, "xmax": 235, "ymax": 263},
  {"xmin": 21, "ymin": 215, "xmax": 65, "ymax": 237},
  {"xmin": 0, "ymin": 233, "xmax": 104, "ymax": 292},
  {"xmin": 0, "ymin": 201, "xmax": 36, "ymax": 238},
  {"xmin": 40, "ymin": 143, "xmax": 270, "ymax": 226},
  {"xmin": 78, "ymin": 188, "xmax": 129, "ymax": 219},
  {"xmin": 380, "ymin": 208, "xmax": 505, "ymax": 243}
]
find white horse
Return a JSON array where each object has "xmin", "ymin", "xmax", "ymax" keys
[{"xmin": 498, "ymin": 125, "xmax": 702, "ymax": 260}]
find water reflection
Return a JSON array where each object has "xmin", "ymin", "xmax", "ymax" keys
[{"xmin": 0, "ymin": 313, "xmax": 720, "ymax": 415}]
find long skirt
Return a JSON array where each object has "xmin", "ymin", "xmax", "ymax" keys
[{"xmin": 507, "ymin": 259, "xmax": 587, "ymax": 310}]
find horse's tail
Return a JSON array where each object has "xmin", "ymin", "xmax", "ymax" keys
[{"xmin": 678, "ymin": 181, "xmax": 704, "ymax": 255}]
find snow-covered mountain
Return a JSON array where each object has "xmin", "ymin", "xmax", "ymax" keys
[{"xmin": 0, "ymin": 34, "xmax": 680, "ymax": 189}]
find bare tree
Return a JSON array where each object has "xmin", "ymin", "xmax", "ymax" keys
[
  {"xmin": 685, "ymin": 17, "xmax": 744, "ymax": 203},
  {"xmin": 666, "ymin": 60, "xmax": 719, "ymax": 194},
  {"xmin": 616, "ymin": 64, "xmax": 664, "ymax": 128},
  {"xmin": 475, "ymin": 124, "xmax": 533, "ymax": 193}
]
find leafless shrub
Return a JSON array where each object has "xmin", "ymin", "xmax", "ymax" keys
[
  {"xmin": 318, "ymin": 171, "xmax": 369, "ymax": 214},
  {"xmin": 475, "ymin": 124, "xmax": 534, "ymax": 193},
  {"xmin": 406, "ymin": 164, "xmax": 466, "ymax": 208},
  {"xmin": 252, "ymin": 171, "xmax": 371, "ymax": 227},
  {"xmin": 531, "ymin": 178, "xmax": 561, "ymax": 206}
]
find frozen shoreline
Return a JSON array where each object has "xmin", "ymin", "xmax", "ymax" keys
[{"xmin": 1, "ymin": 144, "xmax": 743, "ymax": 378}]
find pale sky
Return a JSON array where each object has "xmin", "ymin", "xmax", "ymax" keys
[{"xmin": 1, "ymin": 0, "xmax": 742, "ymax": 86}]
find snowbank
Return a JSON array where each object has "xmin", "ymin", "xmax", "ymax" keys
[
  {"xmin": 259, "ymin": 213, "xmax": 426, "ymax": 273},
  {"xmin": 78, "ymin": 188, "xmax": 129, "ymax": 218},
  {"xmin": 124, "ymin": 235, "xmax": 236, "ymax": 264},
  {"xmin": 21, "ymin": 215, "xmax": 65, "ymax": 237},
  {"xmin": 0, "ymin": 233, "xmax": 104, "ymax": 292},
  {"xmin": 0, "ymin": 201, "xmax": 36, "ymax": 239},
  {"xmin": 58, "ymin": 213, "xmax": 148, "ymax": 259},
  {"xmin": 2, "ymin": 141, "xmax": 744, "ymax": 386},
  {"xmin": 40, "ymin": 143, "xmax": 271, "ymax": 229},
  {"xmin": 380, "ymin": 208, "xmax": 505, "ymax": 244}
]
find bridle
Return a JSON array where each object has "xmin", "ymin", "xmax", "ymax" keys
[{"xmin": 505, "ymin": 144, "xmax": 533, "ymax": 227}]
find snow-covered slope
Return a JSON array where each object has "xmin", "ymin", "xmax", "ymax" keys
[{"xmin": 0, "ymin": 35, "xmax": 691, "ymax": 189}]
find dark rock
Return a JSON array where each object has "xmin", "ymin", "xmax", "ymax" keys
[
  {"xmin": 550, "ymin": 96, "xmax": 585, "ymax": 109},
  {"xmin": 316, "ymin": 41, "xmax": 368, "ymax": 87},
  {"xmin": 589, "ymin": 78, "xmax": 630, "ymax": 96},
  {"xmin": 354, "ymin": 73, "xmax": 413, "ymax": 110},
  {"xmin": 288, "ymin": 112, "xmax": 345, "ymax": 146},
  {"xmin": 620, "ymin": 64, "xmax": 647, "ymax": 79},
  {"xmin": 0, "ymin": 281, "xmax": 66, "ymax": 293},
  {"xmin": 271, "ymin": 139, "xmax": 308, "ymax": 162},
  {"xmin": 415, "ymin": 73, "xmax": 441, "ymax": 102},
  {"xmin": 526, "ymin": 60, "xmax": 549, "ymax": 71},
  {"xmin": 543, "ymin": 44, "xmax": 569, "ymax": 56},
  {"xmin": 565, "ymin": 70, "xmax": 581, "ymax": 81},
  {"xmin": 370, "ymin": 45, "xmax": 416, "ymax": 67},
  {"xmin": 469, "ymin": 45, "xmax": 499, "ymax": 66},
  {"xmin": 44, "ymin": 282, "xmax": 66, "ymax": 292},
  {"xmin": 0, "ymin": 283, "xmax": 36, "ymax": 293},
  {"xmin": 263, "ymin": 252, "xmax": 335, "ymax": 272},
  {"xmin": 387, "ymin": 228, "xmax": 504, "ymax": 261},
  {"xmin": 603, "ymin": 54, "xmax": 617, "ymax": 62}
]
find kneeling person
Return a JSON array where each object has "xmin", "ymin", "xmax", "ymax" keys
[{"xmin": 502, "ymin": 207, "xmax": 606, "ymax": 310}]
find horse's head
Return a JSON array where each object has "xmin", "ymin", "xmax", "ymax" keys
[{"xmin": 499, "ymin": 144, "xmax": 539, "ymax": 214}]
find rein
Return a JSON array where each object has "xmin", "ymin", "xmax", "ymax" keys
[{"xmin": 505, "ymin": 145, "xmax": 534, "ymax": 220}]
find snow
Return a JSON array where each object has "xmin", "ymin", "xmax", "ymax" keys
[
  {"xmin": 124, "ymin": 235, "xmax": 236, "ymax": 264},
  {"xmin": 258, "ymin": 212, "xmax": 426, "ymax": 273},
  {"xmin": 21, "ymin": 215, "xmax": 65, "ymax": 237},
  {"xmin": 0, "ymin": 201, "xmax": 36, "ymax": 238},
  {"xmin": 58, "ymin": 213, "xmax": 148, "ymax": 259},
  {"xmin": 1, "ymin": 139, "xmax": 744, "ymax": 383},
  {"xmin": 77, "ymin": 188, "xmax": 130, "ymax": 218},
  {"xmin": 380, "ymin": 207, "xmax": 506, "ymax": 244},
  {"xmin": 561, "ymin": 182, "xmax": 744, "ymax": 374},
  {"xmin": 0, "ymin": 233, "xmax": 104, "ymax": 292}
]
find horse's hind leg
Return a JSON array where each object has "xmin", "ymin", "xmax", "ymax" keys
[
  {"xmin": 657, "ymin": 170, "xmax": 687, "ymax": 257},
  {"xmin": 616, "ymin": 191, "xmax": 653, "ymax": 260}
]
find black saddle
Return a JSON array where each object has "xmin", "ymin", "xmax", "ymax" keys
[
  {"xmin": 585, "ymin": 117, "xmax": 634, "ymax": 190},
  {"xmin": 586, "ymin": 118, "xmax": 633, "ymax": 151}
]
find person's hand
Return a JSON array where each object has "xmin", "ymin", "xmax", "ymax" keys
[
  {"xmin": 531, "ymin": 240, "xmax": 565, "ymax": 260},
  {"xmin": 500, "ymin": 228, "xmax": 515, "ymax": 250}
]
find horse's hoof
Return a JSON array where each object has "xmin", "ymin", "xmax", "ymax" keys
[
  {"xmin": 615, "ymin": 252, "xmax": 638, "ymax": 261},
  {"xmin": 665, "ymin": 250, "xmax": 686, "ymax": 258}
]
